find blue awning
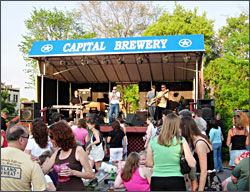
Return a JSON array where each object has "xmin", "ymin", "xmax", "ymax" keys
[
  {"xmin": 29, "ymin": 34, "xmax": 205, "ymax": 57},
  {"xmin": 28, "ymin": 34, "xmax": 205, "ymax": 83}
]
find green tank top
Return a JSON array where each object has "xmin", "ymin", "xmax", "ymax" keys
[{"xmin": 150, "ymin": 136, "xmax": 185, "ymax": 177}]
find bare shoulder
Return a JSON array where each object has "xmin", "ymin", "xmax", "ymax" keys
[{"xmin": 194, "ymin": 138, "xmax": 210, "ymax": 153}]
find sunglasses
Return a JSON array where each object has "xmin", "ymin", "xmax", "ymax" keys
[
  {"xmin": 49, "ymin": 135, "xmax": 54, "ymax": 139},
  {"xmin": 161, "ymin": 87, "xmax": 165, "ymax": 88},
  {"xmin": 21, "ymin": 135, "xmax": 29, "ymax": 139}
]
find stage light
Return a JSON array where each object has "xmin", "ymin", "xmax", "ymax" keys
[
  {"xmin": 183, "ymin": 54, "xmax": 191, "ymax": 63},
  {"xmin": 136, "ymin": 56, "xmax": 143, "ymax": 65},
  {"xmin": 101, "ymin": 57, "xmax": 109, "ymax": 65},
  {"xmin": 60, "ymin": 60, "xmax": 67, "ymax": 65},
  {"xmin": 117, "ymin": 57, "xmax": 125, "ymax": 65},
  {"xmin": 162, "ymin": 55, "xmax": 169, "ymax": 64},
  {"xmin": 81, "ymin": 57, "xmax": 88, "ymax": 66},
  {"xmin": 45, "ymin": 58, "xmax": 51, "ymax": 66}
]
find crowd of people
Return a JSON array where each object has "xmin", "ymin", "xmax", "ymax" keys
[{"xmin": 1, "ymin": 94, "xmax": 249, "ymax": 191}]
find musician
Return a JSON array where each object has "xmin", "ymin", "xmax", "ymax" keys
[
  {"xmin": 69, "ymin": 90, "xmax": 83, "ymax": 119},
  {"xmin": 154, "ymin": 84, "xmax": 169, "ymax": 122},
  {"xmin": 109, "ymin": 86, "xmax": 120, "ymax": 126},
  {"xmin": 146, "ymin": 85, "xmax": 158, "ymax": 118}
]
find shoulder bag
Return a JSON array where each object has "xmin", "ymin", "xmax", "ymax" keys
[{"xmin": 180, "ymin": 136, "xmax": 191, "ymax": 174}]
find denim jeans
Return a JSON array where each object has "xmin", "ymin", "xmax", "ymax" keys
[
  {"xmin": 109, "ymin": 104, "xmax": 119, "ymax": 125},
  {"xmin": 212, "ymin": 143, "xmax": 223, "ymax": 171},
  {"xmin": 148, "ymin": 105, "xmax": 156, "ymax": 118}
]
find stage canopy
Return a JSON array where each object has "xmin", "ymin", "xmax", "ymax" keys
[{"xmin": 29, "ymin": 34, "xmax": 205, "ymax": 83}]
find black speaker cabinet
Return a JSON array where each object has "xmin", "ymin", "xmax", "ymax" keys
[
  {"xmin": 197, "ymin": 99, "xmax": 215, "ymax": 120},
  {"xmin": 20, "ymin": 103, "xmax": 40, "ymax": 122},
  {"xmin": 197, "ymin": 99, "xmax": 215, "ymax": 108},
  {"xmin": 125, "ymin": 114, "xmax": 145, "ymax": 126}
]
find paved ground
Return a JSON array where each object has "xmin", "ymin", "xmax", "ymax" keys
[{"xmin": 186, "ymin": 165, "xmax": 232, "ymax": 191}]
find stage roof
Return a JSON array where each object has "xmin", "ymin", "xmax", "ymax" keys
[{"xmin": 29, "ymin": 34, "xmax": 205, "ymax": 83}]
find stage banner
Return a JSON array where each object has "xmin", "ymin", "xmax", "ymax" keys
[{"xmin": 29, "ymin": 34, "xmax": 205, "ymax": 57}]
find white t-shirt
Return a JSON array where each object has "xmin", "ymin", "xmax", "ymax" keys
[
  {"xmin": 109, "ymin": 92, "xmax": 120, "ymax": 104},
  {"xmin": 146, "ymin": 123, "xmax": 157, "ymax": 138},
  {"xmin": 45, "ymin": 175, "xmax": 53, "ymax": 183},
  {"xmin": 25, "ymin": 136, "xmax": 52, "ymax": 157}
]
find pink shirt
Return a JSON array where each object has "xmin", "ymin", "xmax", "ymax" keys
[
  {"xmin": 73, "ymin": 128, "xmax": 88, "ymax": 145},
  {"xmin": 122, "ymin": 168, "xmax": 150, "ymax": 191}
]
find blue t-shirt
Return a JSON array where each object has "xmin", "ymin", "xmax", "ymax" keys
[{"xmin": 209, "ymin": 127, "xmax": 222, "ymax": 144}]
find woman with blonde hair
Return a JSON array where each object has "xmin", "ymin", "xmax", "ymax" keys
[
  {"xmin": 114, "ymin": 152, "xmax": 151, "ymax": 191},
  {"xmin": 237, "ymin": 111, "xmax": 249, "ymax": 133},
  {"xmin": 146, "ymin": 113, "xmax": 196, "ymax": 191},
  {"xmin": 227, "ymin": 115, "xmax": 249, "ymax": 170}
]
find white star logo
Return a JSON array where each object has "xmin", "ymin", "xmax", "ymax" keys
[
  {"xmin": 179, "ymin": 39, "xmax": 192, "ymax": 47},
  {"xmin": 41, "ymin": 44, "xmax": 53, "ymax": 53}
]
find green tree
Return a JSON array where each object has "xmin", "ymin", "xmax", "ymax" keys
[
  {"xmin": 1, "ymin": 89, "xmax": 17, "ymax": 117},
  {"xmin": 143, "ymin": 3, "xmax": 217, "ymax": 64},
  {"xmin": 118, "ymin": 84, "xmax": 139, "ymax": 113},
  {"xmin": 18, "ymin": 7, "xmax": 95, "ymax": 89},
  {"xmin": 204, "ymin": 13, "xmax": 249, "ymax": 135}
]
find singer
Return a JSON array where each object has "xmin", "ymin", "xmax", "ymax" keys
[{"xmin": 109, "ymin": 86, "xmax": 120, "ymax": 125}]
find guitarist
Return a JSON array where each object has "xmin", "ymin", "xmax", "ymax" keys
[
  {"xmin": 154, "ymin": 84, "xmax": 169, "ymax": 122},
  {"xmin": 146, "ymin": 85, "xmax": 158, "ymax": 117}
]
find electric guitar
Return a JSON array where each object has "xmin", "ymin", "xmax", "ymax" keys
[
  {"xmin": 147, "ymin": 97, "xmax": 157, "ymax": 107},
  {"xmin": 155, "ymin": 89, "xmax": 169, "ymax": 107}
]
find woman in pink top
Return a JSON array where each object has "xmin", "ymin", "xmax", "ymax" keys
[
  {"xmin": 114, "ymin": 152, "xmax": 151, "ymax": 191},
  {"xmin": 73, "ymin": 119, "xmax": 90, "ymax": 150}
]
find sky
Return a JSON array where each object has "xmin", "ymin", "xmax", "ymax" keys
[{"xmin": 1, "ymin": 1, "xmax": 249, "ymax": 101}]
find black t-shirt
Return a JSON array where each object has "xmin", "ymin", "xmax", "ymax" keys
[
  {"xmin": 70, "ymin": 96, "xmax": 82, "ymax": 105},
  {"xmin": 1, "ymin": 117, "xmax": 7, "ymax": 131},
  {"xmin": 108, "ymin": 129, "xmax": 125, "ymax": 148}
]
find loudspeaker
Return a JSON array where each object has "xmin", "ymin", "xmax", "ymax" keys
[
  {"xmin": 202, "ymin": 107, "xmax": 213, "ymax": 120},
  {"xmin": 197, "ymin": 99, "xmax": 215, "ymax": 120},
  {"xmin": 125, "ymin": 114, "xmax": 145, "ymax": 126},
  {"xmin": 197, "ymin": 99, "xmax": 215, "ymax": 108},
  {"xmin": 20, "ymin": 103, "xmax": 40, "ymax": 122},
  {"xmin": 136, "ymin": 111, "xmax": 148, "ymax": 121}
]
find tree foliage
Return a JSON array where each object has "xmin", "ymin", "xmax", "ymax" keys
[
  {"xmin": 1, "ymin": 89, "xmax": 17, "ymax": 116},
  {"xmin": 143, "ymin": 3, "xmax": 218, "ymax": 64},
  {"xmin": 80, "ymin": 1, "xmax": 162, "ymax": 38},
  {"xmin": 204, "ymin": 13, "xmax": 249, "ymax": 132},
  {"xmin": 18, "ymin": 7, "xmax": 95, "ymax": 88},
  {"xmin": 118, "ymin": 84, "xmax": 139, "ymax": 113}
]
